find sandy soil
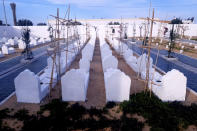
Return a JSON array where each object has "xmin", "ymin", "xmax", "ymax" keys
[{"xmin": 80, "ymin": 39, "xmax": 106, "ymax": 109}]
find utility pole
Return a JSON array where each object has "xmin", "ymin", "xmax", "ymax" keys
[{"xmin": 3, "ymin": 0, "xmax": 8, "ymax": 26}]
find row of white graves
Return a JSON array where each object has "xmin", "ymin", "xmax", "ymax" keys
[
  {"xmin": 14, "ymin": 39, "xmax": 87, "ymax": 103},
  {"xmin": 111, "ymin": 39, "xmax": 187, "ymax": 102},
  {"xmin": 1, "ymin": 45, "xmax": 15, "ymax": 55},
  {"xmin": 100, "ymin": 39, "xmax": 131, "ymax": 102},
  {"xmin": 61, "ymin": 37, "xmax": 95, "ymax": 101},
  {"xmin": 0, "ymin": 37, "xmax": 51, "ymax": 57}
]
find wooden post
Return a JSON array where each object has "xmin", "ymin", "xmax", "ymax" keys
[
  {"xmin": 145, "ymin": 8, "xmax": 154, "ymax": 95},
  {"xmin": 56, "ymin": 8, "xmax": 62, "ymax": 99},
  {"xmin": 66, "ymin": 5, "xmax": 70, "ymax": 73},
  {"xmin": 49, "ymin": 53, "xmax": 56, "ymax": 99}
]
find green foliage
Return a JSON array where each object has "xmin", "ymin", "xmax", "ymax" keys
[
  {"xmin": 0, "ymin": 109, "xmax": 14, "ymax": 131},
  {"xmin": 0, "ymin": 108, "xmax": 10, "ymax": 119},
  {"xmin": 21, "ymin": 28, "xmax": 33, "ymax": 59},
  {"xmin": 14, "ymin": 109, "xmax": 30, "ymax": 121},
  {"xmin": 1, "ymin": 93, "xmax": 197, "ymax": 130},
  {"xmin": 108, "ymin": 21, "xmax": 120, "ymax": 25},
  {"xmin": 121, "ymin": 116, "xmax": 144, "ymax": 131},
  {"xmin": 22, "ymin": 28, "xmax": 31, "ymax": 45},
  {"xmin": 170, "ymin": 18, "xmax": 183, "ymax": 24},
  {"xmin": 17, "ymin": 19, "xmax": 33, "ymax": 26},
  {"xmin": 106, "ymin": 102, "xmax": 116, "ymax": 109},
  {"xmin": 37, "ymin": 23, "xmax": 47, "ymax": 26},
  {"xmin": 0, "ymin": 20, "xmax": 2, "ymax": 25},
  {"xmin": 22, "ymin": 99, "xmax": 144, "ymax": 131},
  {"xmin": 120, "ymin": 92, "xmax": 197, "ymax": 130}
]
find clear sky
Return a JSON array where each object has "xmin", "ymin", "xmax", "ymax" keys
[{"xmin": 1, "ymin": 0, "xmax": 197, "ymax": 25}]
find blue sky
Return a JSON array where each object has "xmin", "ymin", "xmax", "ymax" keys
[{"xmin": 1, "ymin": 0, "xmax": 197, "ymax": 25}]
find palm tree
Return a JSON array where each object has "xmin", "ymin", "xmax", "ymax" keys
[{"xmin": 10, "ymin": 3, "xmax": 17, "ymax": 26}]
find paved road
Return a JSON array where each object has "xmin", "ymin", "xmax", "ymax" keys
[
  {"xmin": 125, "ymin": 40, "xmax": 197, "ymax": 92},
  {"xmin": 0, "ymin": 55, "xmax": 48, "ymax": 102},
  {"xmin": 0, "ymin": 44, "xmax": 49, "ymax": 73}
]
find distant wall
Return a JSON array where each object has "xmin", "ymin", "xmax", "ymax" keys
[
  {"xmin": 0, "ymin": 25, "xmax": 87, "ymax": 39},
  {"xmin": 0, "ymin": 26, "xmax": 49, "ymax": 39}
]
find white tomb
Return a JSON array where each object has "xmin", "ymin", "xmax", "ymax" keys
[
  {"xmin": 102, "ymin": 55, "xmax": 118, "ymax": 72},
  {"xmin": 0, "ymin": 51, "xmax": 4, "ymax": 58},
  {"xmin": 30, "ymin": 39, "xmax": 37, "ymax": 46},
  {"xmin": 2, "ymin": 45, "xmax": 15, "ymax": 54},
  {"xmin": 79, "ymin": 58, "xmax": 90, "ymax": 73},
  {"xmin": 18, "ymin": 40, "xmax": 26, "ymax": 49},
  {"xmin": 137, "ymin": 54, "xmax": 153, "ymax": 74},
  {"xmin": 61, "ymin": 69, "xmax": 89, "ymax": 101},
  {"xmin": 152, "ymin": 69, "xmax": 187, "ymax": 101},
  {"xmin": 104, "ymin": 69, "xmax": 131, "ymax": 102},
  {"xmin": 82, "ymin": 47, "xmax": 94, "ymax": 61},
  {"xmin": 126, "ymin": 56, "xmax": 138, "ymax": 72},
  {"xmin": 8, "ymin": 39, "xmax": 15, "ymax": 46},
  {"xmin": 14, "ymin": 69, "xmax": 49, "ymax": 103},
  {"xmin": 101, "ymin": 48, "xmax": 112, "ymax": 59}
]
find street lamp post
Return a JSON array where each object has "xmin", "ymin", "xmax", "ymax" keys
[{"xmin": 2, "ymin": 0, "xmax": 8, "ymax": 26}]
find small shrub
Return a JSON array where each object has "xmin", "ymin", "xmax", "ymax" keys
[
  {"xmin": 14, "ymin": 109, "xmax": 30, "ymax": 121},
  {"xmin": 106, "ymin": 102, "xmax": 116, "ymax": 109}
]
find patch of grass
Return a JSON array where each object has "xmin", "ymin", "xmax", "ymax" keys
[
  {"xmin": 21, "ymin": 99, "xmax": 144, "ymax": 131},
  {"xmin": 120, "ymin": 92, "xmax": 197, "ymax": 131},
  {"xmin": 3, "ymin": 92, "xmax": 197, "ymax": 130},
  {"xmin": 0, "ymin": 109, "xmax": 14, "ymax": 131},
  {"xmin": 0, "ymin": 108, "xmax": 10, "ymax": 119},
  {"xmin": 120, "ymin": 115, "xmax": 144, "ymax": 131},
  {"xmin": 14, "ymin": 109, "xmax": 30, "ymax": 121}
]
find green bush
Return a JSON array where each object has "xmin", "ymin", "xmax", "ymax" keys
[{"xmin": 120, "ymin": 92, "xmax": 197, "ymax": 130}]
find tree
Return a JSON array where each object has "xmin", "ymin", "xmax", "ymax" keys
[
  {"xmin": 187, "ymin": 17, "xmax": 194, "ymax": 22},
  {"xmin": 168, "ymin": 25, "xmax": 176, "ymax": 58},
  {"xmin": 180, "ymin": 25, "xmax": 189, "ymax": 38},
  {"xmin": 108, "ymin": 22, "xmax": 120, "ymax": 25},
  {"xmin": 37, "ymin": 23, "xmax": 47, "ymax": 26},
  {"xmin": 48, "ymin": 26, "xmax": 54, "ymax": 41},
  {"xmin": 21, "ymin": 28, "xmax": 33, "ymax": 60},
  {"xmin": 0, "ymin": 20, "xmax": 2, "ymax": 25},
  {"xmin": 17, "ymin": 19, "xmax": 33, "ymax": 26},
  {"xmin": 170, "ymin": 18, "xmax": 183, "ymax": 24},
  {"xmin": 0, "ymin": 20, "xmax": 10, "ymax": 26}
]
